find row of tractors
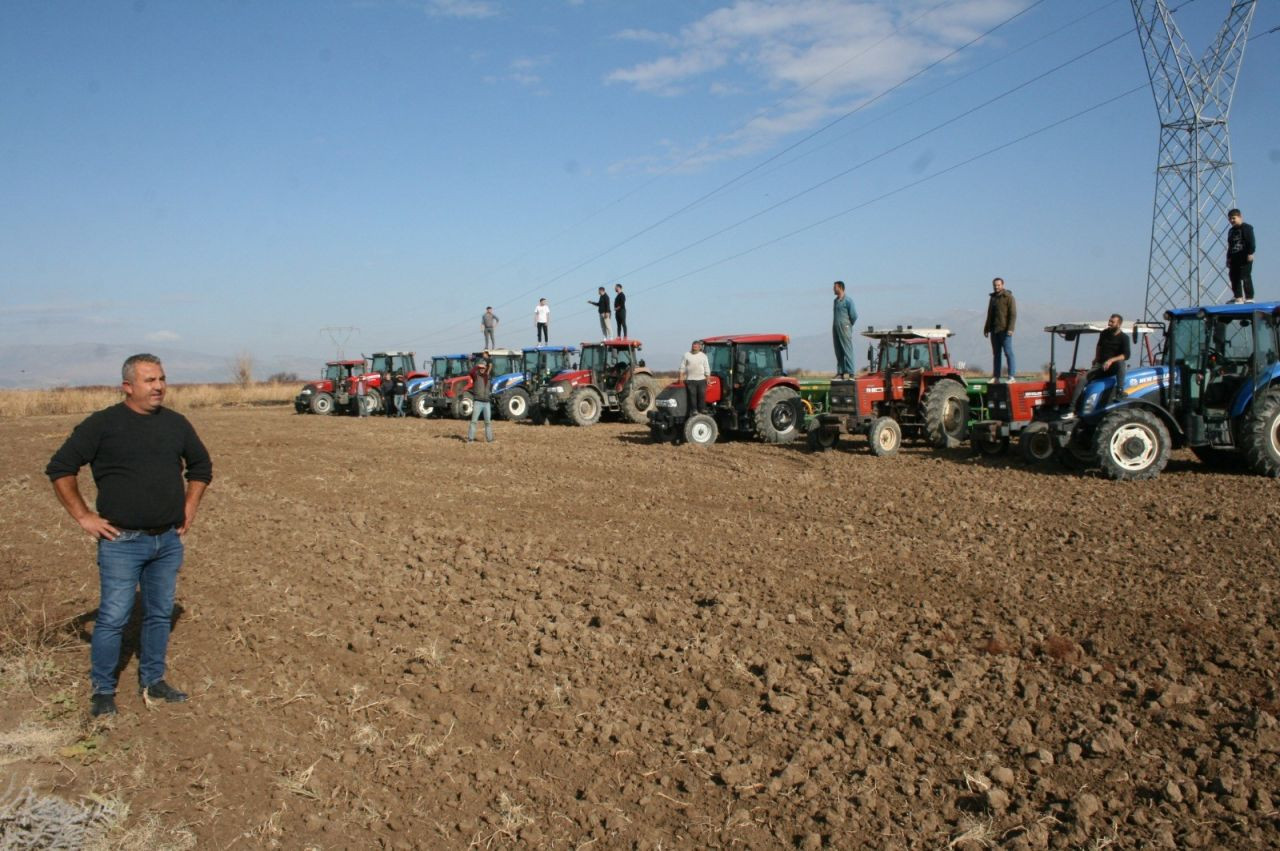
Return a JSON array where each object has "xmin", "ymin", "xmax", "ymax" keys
[{"xmin": 294, "ymin": 301, "xmax": 1280, "ymax": 482}]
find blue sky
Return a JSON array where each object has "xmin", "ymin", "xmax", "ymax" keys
[{"xmin": 2, "ymin": 0, "xmax": 1278, "ymax": 383}]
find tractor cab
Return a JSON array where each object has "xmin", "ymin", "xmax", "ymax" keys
[
  {"xmin": 701, "ymin": 334, "xmax": 790, "ymax": 413},
  {"xmin": 410, "ymin": 353, "xmax": 474, "ymax": 417},
  {"xmin": 522, "ymin": 346, "xmax": 577, "ymax": 389},
  {"xmin": 367, "ymin": 351, "xmax": 424, "ymax": 380}
]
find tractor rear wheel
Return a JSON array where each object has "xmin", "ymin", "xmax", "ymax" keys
[
  {"xmin": 1093, "ymin": 407, "xmax": 1170, "ymax": 481},
  {"xmin": 1240, "ymin": 388, "xmax": 1280, "ymax": 477},
  {"xmin": 365, "ymin": 388, "xmax": 384, "ymax": 415},
  {"xmin": 806, "ymin": 428, "xmax": 839, "ymax": 452},
  {"xmin": 621, "ymin": 376, "xmax": 658, "ymax": 424},
  {"xmin": 500, "ymin": 388, "xmax": 530, "ymax": 421},
  {"xmin": 684, "ymin": 414, "xmax": 719, "ymax": 447},
  {"xmin": 923, "ymin": 380, "xmax": 969, "ymax": 448},
  {"xmin": 310, "ymin": 393, "xmax": 334, "ymax": 415},
  {"xmin": 567, "ymin": 388, "xmax": 602, "ymax": 427},
  {"xmin": 1019, "ymin": 422, "xmax": 1053, "ymax": 463},
  {"xmin": 754, "ymin": 387, "xmax": 801, "ymax": 444},
  {"xmin": 412, "ymin": 394, "xmax": 434, "ymax": 418},
  {"xmin": 867, "ymin": 416, "xmax": 901, "ymax": 457},
  {"xmin": 453, "ymin": 392, "xmax": 474, "ymax": 420}
]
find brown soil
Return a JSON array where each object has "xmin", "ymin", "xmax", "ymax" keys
[{"xmin": 3, "ymin": 406, "xmax": 1279, "ymax": 848}]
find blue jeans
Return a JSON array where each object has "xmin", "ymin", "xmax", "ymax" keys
[
  {"xmin": 467, "ymin": 400, "xmax": 494, "ymax": 442},
  {"xmin": 990, "ymin": 331, "xmax": 1015, "ymax": 379},
  {"xmin": 92, "ymin": 529, "xmax": 184, "ymax": 694}
]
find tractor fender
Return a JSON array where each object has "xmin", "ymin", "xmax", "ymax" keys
[
  {"xmin": 1230, "ymin": 366, "xmax": 1280, "ymax": 418},
  {"xmin": 748, "ymin": 377, "xmax": 801, "ymax": 410},
  {"xmin": 1108, "ymin": 400, "xmax": 1185, "ymax": 444}
]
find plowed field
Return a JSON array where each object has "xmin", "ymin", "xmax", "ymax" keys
[{"xmin": 3, "ymin": 406, "xmax": 1279, "ymax": 848}]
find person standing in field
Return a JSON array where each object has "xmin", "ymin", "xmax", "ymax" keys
[
  {"xmin": 392, "ymin": 372, "xmax": 407, "ymax": 417},
  {"xmin": 356, "ymin": 374, "xmax": 370, "ymax": 417},
  {"xmin": 983, "ymin": 277, "xmax": 1017, "ymax": 381},
  {"xmin": 1226, "ymin": 208, "xmax": 1256, "ymax": 303},
  {"xmin": 832, "ymin": 280, "xmax": 858, "ymax": 378},
  {"xmin": 589, "ymin": 287, "xmax": 612, "ymax": 339},
  {"xmin": 466, "ymin": 357, "xmax": 495, "ymax": 443},
  {"xmin": 679, "ymin": 340, "xmax": 711, "ymax": 416},
  {"xmin": 614, "ymin": 284, "xmax": 628, "ymax": 338},
  {"xmin": 45, "ymin": 353, "xmax": 212, "ymax": 717},
  {"xmin": 482, "ymin": 307, "xmax": 499, "ymax": 349},
  {"xmin": 534, "ymin": 298, "xmax": 550, "ymax": 343}
]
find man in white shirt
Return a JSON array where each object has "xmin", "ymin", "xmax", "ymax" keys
[
  {"xmin": 678, "ymin": 340, "xmax": 711, "ymax": 415},
  {"xmin": 534, "ymin": 298, "xmax": 550, "ymax": 343}
]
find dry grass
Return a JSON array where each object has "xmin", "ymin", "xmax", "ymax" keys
[{"xmin": 0, "ymin": 382, "xmax": 297, "ymax": 418}]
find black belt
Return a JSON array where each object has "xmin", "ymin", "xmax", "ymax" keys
[{"xmin": 119, "ymin": 526, "xmax": 174, "ymax": 536}]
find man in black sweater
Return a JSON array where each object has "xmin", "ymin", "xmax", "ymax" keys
[
  {"xmin": 46, "ymin": 354, "xmax": 212, "ymax": 717},
  {"xmin": 613, "ymin": 283, "xmax": 628, "ymax": 338},
  {"xmin": 588, "ymin": 287, "xmax": 612, "ymax": 339},
  {"xmin": 1226, "ymin": 208, "xmax": 1256, "ymax": 303}
]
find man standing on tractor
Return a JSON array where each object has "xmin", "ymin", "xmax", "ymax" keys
[
  {"xmin": 679, "ymin": 340, "xmax": 711, "ymax": 415},
  {"xmin": 589, "ymin": 287, "xmax": 612, "ymax": 339},
  {"xmin": 535, "ymin": 298, "xmax": 550, "ymax": 343},
  {"xmin": 466, "ymin": 357, "xmax": 495, "ymax": 443},
  {"xmin": 832, "ymin": 280, "xmax": 858, "ymax": 378},
  {"xmin": 1226, "ymin": 208, "xmax": 1256, "ymax": 303},
  {"xmin": 482, "ymin": 307, "xmax": 499, "ymax": 349},
  {"xmin": 983, "ymin": 277, "xmax": 1017, "ymax": 381},
  {"xmin": 614, "ymin": 284, "xmax": 628, "ymax": 338}
]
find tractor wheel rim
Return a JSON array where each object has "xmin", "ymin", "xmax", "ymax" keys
[
  {"xmin": 690, "ymin": 422, "xmax": 713, "ymax": 443},
  {"xmin": 635, "ymin": 389, "xmax": 651, "ymax": 408},
  {"xmin": 1270, "ymin": 412, "xmax": 1280, "ymax": 455},
  {"xmin": 877, "ymin": 428, "xmax": 896, "ymax": 451},
  {"xmin": 772, "ymin": 404, "xmax": 794, "ymax": 430},
  {"xmin": 510, "ymin": 396, "xmax": 526, "ymax": 416},
  {"xmin": 1110, "ymin": 423, "xmax": 1156, "ymax": 470},
  {"xmin": 944, "ymin": 399, "xmax": 963, "ymax": 431}
]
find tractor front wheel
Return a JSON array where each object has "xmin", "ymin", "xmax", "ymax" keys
[
  {"xmin": 650, "ymin": 421, "xmax": 678, "ymax": 443},
  {"xmin": 684, "ymin": 414, "xmax": 719, "ymax": 447},
  {"xmin": 867, "ymin": 416, "xmax": 901, "ymax": 457},
  {"xmin": 365, "ymin": 388, "xmax": 384, "ymax": 415},
  {"xmin": 754, "ymin": 387, "xmax": 801, "ymax": 444},
  {"xmin": 567, "ymin": 388, "xmax": 602, "ymax": 427},
  {"xmin": 310, "ymin": 393, "xmax": 334, "ymax": 415},
  {"xmin": 975, "ymin": 435, "xmax": 1009, "ymax": 456},
  {"xmin": 923, "ymin": 380, "xmax": 969, "ymax": 448},
  {"xmin": 1019, "ymin": 422, "xmax": 1053, "ymax": 463},
  {"xmin": 1093, "ymin": 407, "xmax": 1170, "ymax": 481},
  {"xmin": 501, "ymin": 388, "xmax": 531, "ymax": 421},
  {"xmin": 621, "ymin": 376, "xmax": 658, "ymax": 424},
  {"xmin": 412, "ymin": 394, "xmax": 434, "ymax": 418},
  {"xmin": 453, "ymin": 392, "xmax": 474, "ymax": 420},
  {"xmin": 529, "ymin": 404, "xmax": 548, "ymax": 425},
  {"xmin": 1240, "ymin": 388, "xmax": 1280, "ymax": 477}
]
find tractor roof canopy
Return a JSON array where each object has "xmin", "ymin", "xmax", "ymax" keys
[
  {"xmin": 861, "ymin": 326, "xmax": 951, "ymax": 340},
  {"xmin": 1044, "ymin": 321, "xmax": 1162, "ymax": 337},
  {"xmin": 327, "ymin": 360, "xmax": 365, "ymax": 366},
  {"xmin": 476, "ymin": 348, "xmax": 523, "ymax": 358},
  {"xmin": 699, "ymin": 333, "xmax": 790, "ymax": 346},
  {"xmin": 579, "ymin": 338, "xmax": 643, "ymax": 349},
  {"xmin": 523, "ymin": 345, "xmax": 578, "ymax": 354},
  {"xmin": 1166, "ymin": 301, "xmax": 1280, "ymax": 320},
  {"xmin": 434, "ymin": 353, "xmax": 473, "ymax": 360}
]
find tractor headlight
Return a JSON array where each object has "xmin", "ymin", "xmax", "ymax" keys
[
  {"xmin": 300, "ymin": 388, "xmax": 313, "ymax": 395},
  {"xmin": 548, "ymin": 385, "xmax": 565, "ymax": 394},
  {"xmin": 1082, "ymin": 391, "xmax": 1100, "ymax": 415},
  {"xmin": 657, "ymin": 398, "xmax": 678, "ymax": 408}
]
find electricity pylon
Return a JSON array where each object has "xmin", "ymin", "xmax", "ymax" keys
[
  {"xmin": 1131, "ymin": 0, "xmax": 1255, "ymax": 317},
  {"xmin": 320, "ymin": 326, "xmax": 357, "ymax": 359}
]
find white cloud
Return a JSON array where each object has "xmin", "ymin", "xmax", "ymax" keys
[
  {"xmin": 146, "ymin": 330, "xmax": 181, "ymax": 343},
  {"xmin": 606, "ymin": 0, "xmax": 1027, "ymax": 164},
  {"xmin": 426, "ymin": 0, "xmax": 499, "ymax": 19}
]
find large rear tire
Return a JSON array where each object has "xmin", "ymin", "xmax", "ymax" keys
[
  {"xmin": 684, "ymin": 413, "xmax": 719, "ymax": 447},
  {"xmin": 1093, "ymin": 407, "xmax": 1170, "ymax": 481},
  {"xmin": 568, "ymin": 388, "xmax": 602, "ymax": 427},
  {"xmin": 923, "ymin": 380, "xmax": 969, "ymax": 448},
  {"xmin": 867, "ymin": 416, "xmax": 901, "ymax": 457},
  {"xmin": 1240, "ymin": 388, "xmax": 1280, "ymax": 477},
  {"xmin": 310, "ymin": 393, "xmax": 334, "ymax": 415},
  {"xmin": 621, "ymin": 375, "xmax": 658, "ymax": 424},
  {"xmin": 754, "ymin": 386, "xmax": 801, "ymax": 444},
  {"xmin": 1019, "ymin": 422, "xmax": 1053, "ymax": 463},
  {"xmin": 500, "ymin": 388, "xmax": 531, "ymax": 422}
]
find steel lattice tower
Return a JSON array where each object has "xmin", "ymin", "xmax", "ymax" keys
[{"xmin": 1131, "ymin": 0, "xmax": 1255, "ymax": 318}]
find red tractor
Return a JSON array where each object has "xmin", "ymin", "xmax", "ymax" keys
[
  {"xmin": 532, "ymin": 339, "xmax": 657, "ymax": 426},
  {"xmin": 348, "ymin": 351, "xmax": 427, "ymax": 415},
  {"xmin": 294, "ymin": 359, "xmax": 366, "ymax": 415},
  {"xmin": 806, "ymin": 326, "xmax": 969, "ymax": 455},
  {"xmin": 648, "ymin": 334, "xmax": 802, "ymax": 446}
]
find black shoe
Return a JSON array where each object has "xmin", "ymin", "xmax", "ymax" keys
[
  {"xmin": 140, "ymin": 680, "xmax": 188, "ymax": 703},
  {"xmin": 90, "ymin": 693, "xmax": 117, "ymax": 717}
]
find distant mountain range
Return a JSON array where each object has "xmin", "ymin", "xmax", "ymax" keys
[{"xmin": 0, "ymin": 343, "xmax": 319, "ymax": 389}]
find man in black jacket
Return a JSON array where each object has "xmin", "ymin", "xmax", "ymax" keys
[
  {"xmin": 588, "ymin": 287, "xmax": 612, "ymax": 338},
  {"xmin": 1226, "ymin": 208, "xmax": 1256, "ymax": 303},
  {"xmin": 46, "ymin": 354, "xmax": 212, "ymax": 717},
  {"xmin": 613, "ymin": 283, "xmax": 628, "ymax": 338}
]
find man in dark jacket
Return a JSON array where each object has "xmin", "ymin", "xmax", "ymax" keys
[
  {"xmin": 983, "ymin": 277, "xmax": 1017, "ymax": 381},
  {"xmin": 613, "ymin": 284, "xmax": 628, "ymax": 338},
  {"xmin": 588, "ymin": 287, "xmax": 612, "ymax": 338},
  {"xmin": 46, "ymin": 354, "xmax": 212, "ymax": 717},
  {"xmin": 466, "ymin": 358, "xmax": 494, "ymax": 443},
  {"xmin": 1226, "ymin": 208, "xmax": 1256, "ymax": 303}
]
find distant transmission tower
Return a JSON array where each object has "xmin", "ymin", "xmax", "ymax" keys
[
  {"xmin": 320, "ymin": 326, "xmax": 357, "ymax": 359},
  {"xmin": 1131, "ymin": 0, "xmax": 1256, "ymax": 318}
]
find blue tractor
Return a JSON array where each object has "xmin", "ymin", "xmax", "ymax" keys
[
  {"xmin": 409, "ymin": 354, "xmax": 473, "ymax": 417},
  {"xmin": 1049, "ymin": 302, "xmax": 1280, "ymax": 480},
  {"xmin": 508, "ymin": 345, "xmax": 577, "ymax": 422}
]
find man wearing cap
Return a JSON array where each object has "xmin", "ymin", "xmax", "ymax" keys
[
  {"xmin": 466, "ymin": 356, "xmax": 495, "ymax": 443},
  {"xmin": 45, "ymin": 353, "xmax": 212, "ymax": 717}
]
